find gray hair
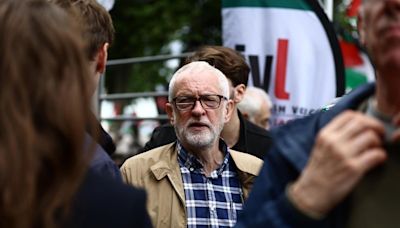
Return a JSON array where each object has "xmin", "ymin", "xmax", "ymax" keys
[
  {"xmin": 168, "ymin": 61, "xmax": 230, "ymax": 101},
  {"xmin": 237, "ymin": 87, "xmax": 272, "ymax": 118}
]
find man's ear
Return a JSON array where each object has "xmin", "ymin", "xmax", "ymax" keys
[
  {"xmin": 96, "ymin": 43, "xmax": 109, "ymax": 74},
  {"xmin": 233, "ymin": 84, "xmax": 246, "ymax": 103},
  {"xmin": 165, "ymin": 103, "xmax": 175, "ymax": 125},
  {"xmin": 224, "ymin": 99, "xmax": 235, "ymax": 123}
]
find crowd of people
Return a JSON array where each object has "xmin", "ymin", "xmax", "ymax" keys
[{"xmin": 1, "ymin": 0, "xmax": 400, "ymax": 227}]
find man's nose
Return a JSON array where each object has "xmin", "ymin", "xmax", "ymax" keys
[{"xmin": 191, "ymin": 100, "xmax": 206, "ymax": 116}]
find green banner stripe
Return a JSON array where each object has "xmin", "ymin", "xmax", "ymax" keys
[{"xmin": 222, "ymin": 0, "xmax": 311, "ymax": 11}]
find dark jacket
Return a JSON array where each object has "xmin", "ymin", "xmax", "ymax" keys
[
  {"xmin": 98, "ymin": 123, "xmax": 116, "ymax": 156},
  {"xmin": 235, "ymin": 83, "xmax": 376, "ymax": 228},
  {"xmin": 88, "ymin": 112, "xmax": 116, "ymax": 156},
  {"xmin": 66, "ymin": 170, "xmax": 152, "ymax": 228},
  {"xmin": 86, "ymin": 134, "xmax": 122, "ymax": 181},
  {"xmin": 139, "ymin": 111, "xmax": 272, "ymax": 159}
]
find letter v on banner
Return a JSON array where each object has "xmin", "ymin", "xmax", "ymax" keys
[{"xmin": 222, "ymin": 0, "xmax": 344, "ymax": 127}]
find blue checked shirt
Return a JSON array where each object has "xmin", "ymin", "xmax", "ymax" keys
[{"xmin": 177, "ymin": 141, "xmax": 244, "ymax": 228}]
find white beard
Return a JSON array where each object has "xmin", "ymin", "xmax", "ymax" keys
[{"xmin": 175, "ymin": 115, "xmax": 225, "ymax": 149}]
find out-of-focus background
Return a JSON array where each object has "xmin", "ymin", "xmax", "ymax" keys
[{"xmin": 97, "ymin": 0, "xmax": 371, "ymax": 164}]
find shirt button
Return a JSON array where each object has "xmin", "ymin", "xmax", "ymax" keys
[{"xmin": 189, "ymin": 167, "xmax": 194, "ymax": 172}]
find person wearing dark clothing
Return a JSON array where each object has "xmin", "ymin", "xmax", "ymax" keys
[
  {"xmin": 87, "ymin": 134, "xmax": 122, "ymax": 180},
  {"xmin": 236, "ymin": 83, "xmax": 377, "ymax": 227},
  {"xmin": 237, "ymin": 1, "xmax": 400, "ymax": 226},
  {"xmin": 140, "ymin": 110, "xmax": 272, "ymax": 159},
  {"xmin": 0, "ymin": 1, "xmax": 150, "ymax": 227},
  {"xmin": 50, "ymin": 0, "xmax": 120, "ymax": 179},
  {"xmin": 68, "ymin": 170, "xmax": 151, "ymax": 228},
  {"xmin": 98, "ymin": 122, "xmax": 116, "ymax": 156}
]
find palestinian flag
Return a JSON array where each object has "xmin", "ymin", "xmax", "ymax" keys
[
  {"xmin": 222, "ymin": 0, "xmax": 344, "ymax": 127},
  {"xmin": 340, "ymin": 38, "xmax": 375, "ymax": 93}
]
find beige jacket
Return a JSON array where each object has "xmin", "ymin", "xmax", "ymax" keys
[{"xmin": 121, "ymin": 142, "xmax": 263, "ymax": 228}]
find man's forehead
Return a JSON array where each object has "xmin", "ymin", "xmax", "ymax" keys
[
  {"xmin": 172, "ymin": 73, "xmax": 220, "ymax": 92},
  {"xmin": 176, "ymin": 71, "xmax": 219, "ymax": 85}
]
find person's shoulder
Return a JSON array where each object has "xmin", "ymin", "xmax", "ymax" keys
[
  {"xmin": 86, "ymin": 135, "xmax": 122, "ymax": 181},
  {"xmin": 243, "ymin": 118, "xmax": 272, "ymax": 141},
  {"xmin": 123, "ymin": 142, "xmax": 176, "ymax": 168},
  {"xmin": 230, "ymin": 150, "xmax": 263, "ymax": 176},
  {"xmin": 139, "ymin": 123, "xmax": 176, "ymax": 153},
  {"xmin": 241, "ymin": 119, "xmax": 273, "ymax": 157},
  {"xmin": 70, "ymin": 171, "xmax": 151, "ymax": 228}
]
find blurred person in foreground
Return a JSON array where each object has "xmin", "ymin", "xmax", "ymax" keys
[
  {"xmin": 237, "ymin": 87, "xmax": 273, "ymax": 130},
  {"xmin": 49, "ymin": 0, "xmax": 120, "ymax": 179},
  {"xmin": 0, "ymin": 0, "xmax": 150, "ymax": 227},
  {"xmin": 236, "ymin": 0, "xmax": 400, "ymax": 227},
  {"xmin": 121, "ymin": 61, "xmax": 263, "ymax": 228},
  {"xmin": 141, "ymin": 46, "xmax": 272, "ymax": 159}
]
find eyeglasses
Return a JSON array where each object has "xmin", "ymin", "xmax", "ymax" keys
[{"xmin": 172, "ymin": 94, "xmax": 227, "ymax": 111}]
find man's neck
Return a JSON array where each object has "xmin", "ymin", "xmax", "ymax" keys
[
  {"xmin": 375, "ymin": 72, "xmax": 400, "ymax": 116},
  {"xmin": 221, "ymin": 108, "xmax": 240, "ymax": 148},
  {"xmin": 188, "ymin": 142, "xmax": 224, "ymax": 177}
]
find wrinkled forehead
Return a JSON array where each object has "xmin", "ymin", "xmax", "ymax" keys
[{"xmin": 172, "ymin": 71, "xmax": 223, "ymax": 96}]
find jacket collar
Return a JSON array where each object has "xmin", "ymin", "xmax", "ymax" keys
[
  {"xmin": 149, "ymin": 142, "xmax": 261, "ymax": 178},
  {"xmin": 272, "ymin": 83, "xmax": 376, "ymax": 172},
  {"xmin": 230, "ymin": 150, "xmax": 262, "ymax": 176},
  {"xmin": 148, "ymin": 143, "xmax": 262, "ymax": 201},
  {"xmin": 149, "ymin": 142, "xmax": 186, "ymax": 205},
  {"xmin": 230, "ymin": 149, "xmax": 263, "ymax": 199},
  {"xmin": 149, "ymin": 142, "xmax": 179, "ymax": 181}
]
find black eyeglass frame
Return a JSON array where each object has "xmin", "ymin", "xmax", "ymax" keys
[{"xmin": 172, "ymin": 94, "xmax": 228, "ymax": 111}]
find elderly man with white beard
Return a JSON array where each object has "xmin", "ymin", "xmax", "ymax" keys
[{"xmin": 121, "ymin": 61, "xmax": 263, "ymax": 228}]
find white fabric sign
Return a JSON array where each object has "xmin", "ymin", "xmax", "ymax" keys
[{"xmin": 223, "ymin": 1, "xmax": 344, "ymax": 127}]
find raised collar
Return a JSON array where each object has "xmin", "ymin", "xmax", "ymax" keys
[{"xmin": 272, "ymin": 83, "xmax": 376, "ymax": 172}]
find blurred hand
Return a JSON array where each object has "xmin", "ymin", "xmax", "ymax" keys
[{"xmin": 289, "ymin": 111, "xmax": 387, "ymax": 217}]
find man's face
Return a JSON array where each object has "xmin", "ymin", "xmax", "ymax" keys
[
  {"xmin": 166, "ymin": 71, "xmax": 233, "ymax": 150},
  {"xmin": 254, "ymin": 100, "xmax": 271, "ymax": 130},
  {"xmin": 359, "ymin": 0, "xmax": 400, "ymax": 71}
]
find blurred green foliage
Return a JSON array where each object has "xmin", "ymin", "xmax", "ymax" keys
[
  {"xmin": 106, "ymin": 0, "xmax": 221, "ymax": 94},
  {"xmin": 333, "ymin": 0, "xmax": 359, "ymax": 41}
]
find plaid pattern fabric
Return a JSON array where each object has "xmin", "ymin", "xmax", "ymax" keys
[{"xmin": 177, "ymin": 141, "xmax": 244, "ymax": 228}]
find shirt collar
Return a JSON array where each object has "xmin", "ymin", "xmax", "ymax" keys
[{"xmin": 177, "ymin": 139, "xmax": 231, "ymax": 176}]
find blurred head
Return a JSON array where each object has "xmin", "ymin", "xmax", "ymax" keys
[
  {"xmin": 185, "ymin": 46, "xmax": 250, "ymax": 104},
  {"xmin": 166, "ymin": 61, "xmax": 234, "ymax": 151},
  {"xmin": 0, "ymin": 0, "xmax": 92, "ymax": 227},
  {"xmin": 237, "ymin": 87, "xmax": 272, "ymax": 130},
  {"xmin": 49, "ymin": 0, "xmax": 115, "ymax": 95},
  {"xmin": 358, "ymin": 0, "xmax": 400, "ymax": 73}
]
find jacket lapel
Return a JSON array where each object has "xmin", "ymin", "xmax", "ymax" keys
[{"xmin": 150, "ymin": 143, "xmax": 185, "ymax": 206}]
